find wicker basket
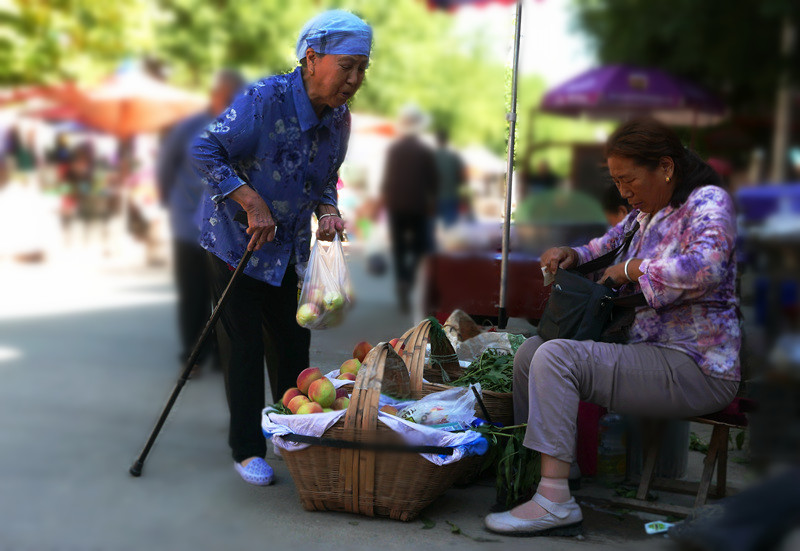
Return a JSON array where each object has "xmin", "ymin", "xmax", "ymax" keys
[
  {"xmin": 278, "ymin": 343, "xmax": 482, "ymax": 521},
  {"xmin": 396, "ymin": 320, "xmax": 515, "ymax": 427}
]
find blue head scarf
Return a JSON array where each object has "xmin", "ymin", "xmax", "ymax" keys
[{"xmin": 295, "ymin": 10, "xmax": 372, "ymax": 62}]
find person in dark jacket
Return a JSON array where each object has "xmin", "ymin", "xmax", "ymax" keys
[
  {"xmin": 156, "ymin": 69, "xmax": 245, "ymax": 376},
  {"xmin": 381, "ymin": 104, "xmax": 438, "ymax": 313}
]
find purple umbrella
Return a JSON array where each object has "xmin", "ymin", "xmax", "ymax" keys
[{"xmin": 541, "ymin": 64, "xmax": 725, "ymax": 126}]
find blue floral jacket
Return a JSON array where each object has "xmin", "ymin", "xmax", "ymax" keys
[{"xmin": 191, "ymin": 66, "xmax": 348, "ymax": 285}]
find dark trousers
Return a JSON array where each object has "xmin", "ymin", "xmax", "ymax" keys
[
  {"xmin": 388, "ymin": 212, "xmax": 431, "ymax": 304},
  {"xmin": 208, "ymin": 253, "xmax": 311, "ymax": 462},
  {"xmin": 173, "ymin": 239, "xmax": 213, "ymax": 363}
]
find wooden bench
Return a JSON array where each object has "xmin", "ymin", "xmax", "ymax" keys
[{"xmin": 609, "ymin": 397, "xmax": 754, "ymax": 518}]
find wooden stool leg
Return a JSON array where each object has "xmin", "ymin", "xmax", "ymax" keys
[
  {"xmin": 716, "ymin": 428, "xmax": 729, "ymax": 498},
  {"xmin": 636, "ymin": 426, "xmax": 662, "ymax": 501},
  {"xmin": 695, "ymin": 425, "xmax": 726, "ymax": 508}
]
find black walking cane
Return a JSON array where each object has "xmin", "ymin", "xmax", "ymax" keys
[{"xmin": 129, "ymin": 242, "xmax": 253, "ymax": 477}]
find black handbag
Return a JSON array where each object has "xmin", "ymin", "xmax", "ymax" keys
[{"xmin": 537, "ymin": 223, "xmax": 648, "ymax": 343}]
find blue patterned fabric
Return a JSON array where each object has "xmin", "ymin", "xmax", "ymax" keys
[{"xmin": 191, "ymin": 67, "xmax": 350, "ymax": 285}]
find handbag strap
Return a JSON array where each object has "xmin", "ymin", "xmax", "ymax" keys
[
  {"xmin": 576, "ymin": 221, "xmax": 640, "ymax": 275},
  {"xmin": 575, "ymin": 221, "xmax": 648, "ymax": 308}
]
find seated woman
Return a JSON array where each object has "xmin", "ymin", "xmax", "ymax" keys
[{"xmin": 485, "ymin": 118, "xmax": 740, "ymax": 536}]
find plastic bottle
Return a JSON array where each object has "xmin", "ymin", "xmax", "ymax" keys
[{"xmin": 597, "ymin": 413, "xmax": 627, "ymax": 482}]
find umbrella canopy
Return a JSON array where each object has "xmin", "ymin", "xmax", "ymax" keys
[
  {"xmin": 77, "ymin": 71, "xmax": 207, "ymax": 138},
  {"xmin": 0, "ymin": 82, "xmax": 84, "ymax": 108},
  {"xmin": 540, "ymin": 64, "xmax": 725, "ymax": 126},
  {"xmin": 24, "ymin": 100, "xmax": 83, "ymax": 122}
]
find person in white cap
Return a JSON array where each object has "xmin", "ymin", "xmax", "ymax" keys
[{"xmin": 191, "ymin": 10, "xmax": 372, "ymax": 486}]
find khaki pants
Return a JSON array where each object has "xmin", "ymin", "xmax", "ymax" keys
[{"xmin": 513, "ymin": 337, "xmax": 739, "ymax": 463}]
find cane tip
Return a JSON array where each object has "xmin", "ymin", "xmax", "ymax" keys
[{"xmin": 129, "ymin": 462, "xmax": 143, "ymax": 477}]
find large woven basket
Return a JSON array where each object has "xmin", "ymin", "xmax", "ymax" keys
[
  {"xmin": 278, "ymin": 343, "xmax": 481, "ymax": 521},
  {"xmin": 396, "ymin": 320, "xmax": 515, "ymax": 427}
]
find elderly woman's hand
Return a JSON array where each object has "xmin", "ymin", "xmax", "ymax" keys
[
  {"xmin": 316, "ymin": 214, "xmax": 345, "ymax": 241},
  {"xmin": 540, "ymin": 246, "xmax": 579, "ymax": 275},
  {"xmin": 231, "ymin": 186, "xmax": 277, "ymax": 251}
]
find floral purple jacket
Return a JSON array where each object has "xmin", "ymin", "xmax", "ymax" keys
[{"xmin": 574, "ymin": 185, "xmax": 740, "ymax": 381}]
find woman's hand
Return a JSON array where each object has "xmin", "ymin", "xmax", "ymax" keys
[
  {"xmin": 540, "ymin": 246, "xmax": 579, "ymax": 275},
  {"xmin": 230, "ymin": 186, "xmax": 277, "ymax": 251},
  {"xmin": 600, "ymin": 259, "xmax": 643, "ymax": 288},
  {"xmin": 316, "ymin": 214, "xmax": 344, "ymax": 241}
]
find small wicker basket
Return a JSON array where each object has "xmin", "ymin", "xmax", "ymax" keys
[
  {"xmin": 278, "ymin": 343, "xmax": 482, "ymax": 521},
  {"xmin": 396, "ymin": 319, "xmax": 515, "ymax": 427}
]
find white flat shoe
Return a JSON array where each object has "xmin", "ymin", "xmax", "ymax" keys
[{"xmin": 485, "ymin": 494, "xmax": 583, "ymax": 537}]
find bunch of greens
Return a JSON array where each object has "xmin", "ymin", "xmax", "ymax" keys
[
  {"xmin": 475, "ymin": 424, "xmax": 541, "ymax": 509},
  {"xmin": 450, "ymin": 348, "xmax": 515, "ymax": 393},
  {"xmin": 269, "ymin": 402, "xmax": 291, "ymax": 415}
]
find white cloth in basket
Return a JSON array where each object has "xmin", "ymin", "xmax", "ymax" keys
[{"xmin": 262, "ymin": 407, "xmax": 486, "ymax": 466}]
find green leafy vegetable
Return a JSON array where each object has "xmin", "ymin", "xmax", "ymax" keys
[
  {"xmin": 475, "ymin": 424, "xmax": 541, "ymax": 509},
  {"xmin": 269, "ymin": 402, "xmax": 291, "ymax": 415},
  {"xmin": 451, "ymin": 348, "xmax": 515, "ymax": 393},
  {"xmin": 689, "ymin": 432, "xmax": 709, "ymax": 454},
  {"xmin": 735, "ymin": 430, "xmax": 746, "ymax": 451},
  {"xmin": 447, "ymin": 521, "xmax": 461, "ymax": 534}
]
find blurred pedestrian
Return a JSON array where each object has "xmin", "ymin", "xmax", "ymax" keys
[
  {"xmin": 381, "ymin": 104, "xmax": 438, "ymax": 313},
  {"xmin": 157, "ymin": 69, "xmax": 245, "ymax": 377},
  {"xmin": 525, "ymin": 160, "xmax": 559, "ymax": 195},
  {"xmin": 191, "ymin": 10, "xmax": 371, "ymax": 486},
  {"xmin": 46, "ymin": 132, "xmax": 73, "ymax": 183},
  {"xmin": 600, "ymin": 183, "xmax": 631, "ymax": 227},
  {"xmin": 434, "ymin": 129, "xmax": 466, "ymax": 227},
  {"xmin": 61, "ymin": 143, "xmax": 95, "ymax": 246},
  {"xmin": 8, "ymin": 126, "xmax": 38, "ymax": 185}
]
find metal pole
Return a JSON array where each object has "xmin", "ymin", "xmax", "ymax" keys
[
  {"xmin": 498, "ymin": 0, "xmax": 524, "ymax": 329},
  {"xmin": 770, "ymin": 15, "xmax": 795, "ymax": 183}
]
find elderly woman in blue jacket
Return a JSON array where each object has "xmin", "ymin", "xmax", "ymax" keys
[{"xmin": 191, "ymin": 10, "xmax": 371, "ymax": 486}]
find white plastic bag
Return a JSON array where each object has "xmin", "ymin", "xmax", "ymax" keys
[
  {"xmin": 456, "ymin": 332, "xmax": 515, "ymax": 362},
  {"xmin": 295, "ymin": 233, "xmax": 354, "ymax": 329},
  {"xmin": 397, "ymin": 386, "xmax": 477, "ymax": 426}
]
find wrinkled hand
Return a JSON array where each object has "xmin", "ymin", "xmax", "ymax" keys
[
  {"xmin": 316, "ymin": 215, "xmax": 344, "ymax": 241},
  {"xmin": 540, "ymin": 246, "xmax": 579, "ymax": 275},
  {"xmin": 600, "ymin": 263, "xmax": 627, "ymax": 288},
  {"xmin": 231, "ymin": 186, "xmax": 276, "ymax": 251}
]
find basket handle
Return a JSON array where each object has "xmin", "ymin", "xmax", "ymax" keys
[
  {"xmin": 397, "ymin": 319, "xmax": 459, "ymax": 389},
  {"xmin": 340, "ymin": 342, "xmax": 411, "ymax": 516}
]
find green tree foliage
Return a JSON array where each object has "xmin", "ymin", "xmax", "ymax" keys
[
  {"xmin": 571, "ymin": 0, "xmax": 800, "ymax": 114},
  {"xmin": 0, "ymin": 0, "xmax": 158, "ymax": 84},
  {"xmin": 0, "ymin": 0, "xmax": 604, "ymax": 166}
]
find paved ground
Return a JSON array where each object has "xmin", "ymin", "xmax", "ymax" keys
[{"xmin": 0, "ymin": 243, "xmax": 750, "ymax": 551}]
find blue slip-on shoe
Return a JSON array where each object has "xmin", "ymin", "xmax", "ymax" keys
[{"xmin": 233, "ymin": 458, "xmax": 274, "ymax": 486}]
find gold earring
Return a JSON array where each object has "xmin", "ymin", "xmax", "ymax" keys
[{"xmin": 666, "ymin": 176, "xmax": 671, "ymax": 183}]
